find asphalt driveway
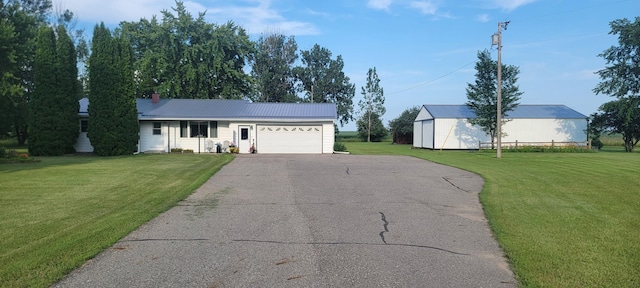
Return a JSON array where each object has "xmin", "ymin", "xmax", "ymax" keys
[{"xmin": 53, "ymin": 154, "xmax": 516, "ymax": 287}]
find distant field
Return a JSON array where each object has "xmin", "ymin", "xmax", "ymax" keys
[
  {"xmin": 598, "ymin": 133, "xmax": 625, "ymax": 146},
  {"xmin": 335, "ymin": 130, "xmax": 392, "ymax": 142},
  {"xmin": 346, "ymin": 142, "xmax": 640, "ymax": 287}
]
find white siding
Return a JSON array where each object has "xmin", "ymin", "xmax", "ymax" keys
[
  {"xmin": 502, "ymin": 119, "xmax": 588, "ymax": 144},
  {"xmin": 139, "ymin": 121, "xmax": 165, "ymax": 152},
  {"xmin": 415, "ymin": 106, "xmax": 433, "ymax": 121},
  {"xmin": 437, "ymin": 119, "xmax": 490, "ymax": 149},
  {"xmin": 75, "ymin": 119, "xmax": 335, "ymax": 154},
  {"xmin": 425, "ymin": 118, "xmax": 587, "ymax": 150},
  {"xmin": 413, "ymin": 121, "xmax": 422, "ymax": 148},
  {"xmin": 171, "ymin": 121, "xmax": 230, "ymax": 153},
  {"xmin": 322, "ymin": 123, "xmax": 335, "ymax": 153}
]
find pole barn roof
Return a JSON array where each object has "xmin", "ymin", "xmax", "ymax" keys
[{"xmin": 421, "ymin": 104, "xmax": 587, "ymax": 119}]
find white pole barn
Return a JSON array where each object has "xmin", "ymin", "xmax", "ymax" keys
[{"xmin": 413, "ymin": 105, "xmax": 588, "ymax": 150}]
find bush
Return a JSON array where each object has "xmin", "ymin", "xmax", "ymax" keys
[
  {"xmin": 0, "ymin": 147, "xmax": 5, "ymax": 158},
  {"xmin": 334, "ymin": 142, "xmax": 347, "ymax": 152},
  {"xmin": 591, "ymin": 138, "xmax": 604, "ymax": 150},
  {"xmin": 357, "ymin": 112, "xmax": 388, "ymax": 142}
]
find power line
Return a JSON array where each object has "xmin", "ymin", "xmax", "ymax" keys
[
  {"xmin": 385, "ymin": 0, "xmax": 632, "ymax": 96},
  {"xmin": 386, "ymin": 60, "xmax": 476, "ymax": 96}
]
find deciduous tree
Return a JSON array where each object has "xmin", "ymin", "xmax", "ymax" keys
[
  {"xmin": 251, "ymin": 33, "xmax": 299, "ymax": 102},
  {"xmin": 358, "ymin": 67, "xmax": 385, "ymax": 142},
  {"xmin": 0, "ymin": 0, "xmax": 53, "ymax": 143},
  {"xmin": 591, "ymin": 17, "xmax": 640, "ymax": 152},
  {"xmin": 118, "ymin": 1, "xmax": 254, "ymax": 99},
  {"xmin": 389, "ymin": 106, "xmax": 420, "ymax": 144},
  {"xmin": 356, "ymin": 112, "xmax": 387, "ymax": 142},
  {"xmin": 295, "ymin": 44, "xmax": 355, "ymax": 128},
  {"xmin": 590, "ymin": 97, "xmax": 640, "ymax": 152},
  {"xmin": 465, "ymin": 49, "xmax": 522, "ymax": 148},
  {"xmin": 593, "ymin": 17, "xmax": 640, "ymax": 98}
]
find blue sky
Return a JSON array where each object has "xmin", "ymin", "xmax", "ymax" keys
[{"xmin": 53, "ymin": 0, "xmax": 639, "ymax": 130}]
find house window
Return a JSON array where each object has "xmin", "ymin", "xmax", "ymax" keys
[
  {"xmin": 80, "ymin": 120, "xmax": 88, "ymax": 133},
  {"xmin": 152, "ymin": 122, "xmax": 162, "ymax": 135},
  {"xmin": 210, "ymin": 121, "xmax": 218, "ymax": 138},
  {"xmin": 180, "ymin": 121, "xmax": 188, "ymax": 138},
  {"xmin": 190, "ymin": 121, "xmax": 208, "ymax": 138}
]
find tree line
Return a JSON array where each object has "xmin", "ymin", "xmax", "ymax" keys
[
  {"xmin": 0, "ymin": 0, "xmax": 361, "ymax": 155},
  {"xmin": 2, "ymin": 0, "xmax": 637, "ymax": 153}
]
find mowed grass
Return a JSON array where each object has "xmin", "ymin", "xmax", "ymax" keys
[
  {"xmin": 346, "ymin": 142, "xmax": 640, "ymax": 287},
  {"xmin": 0, "ymin": 154, "xmax": 234, "ymax": 288}
]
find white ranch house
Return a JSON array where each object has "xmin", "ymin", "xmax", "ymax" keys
[
  {"xmin": 413, "ymin": 104, "xmax": 589, "ymax": 150},
  {"xmin": 75, "ymin": 95, "xmax": 337, "ymax": 154}
]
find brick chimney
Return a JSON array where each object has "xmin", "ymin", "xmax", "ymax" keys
[{"xmin": 152, "ymin": 93, "xmax": 160, "ymax": 104}]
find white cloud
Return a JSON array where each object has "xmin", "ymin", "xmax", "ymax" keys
[
  {"xmin": 409, "ymin": 1, "xmax": 438, "ymax": 15},
  {"xmin": 52, "ymin": 0, "xmax": 182, "ymax": 24},
  {"xmin": 205, "ymin": 0, "xmax": 319, "ymax": 35},
  {"xmin": 490, "ymin": 0, "xmax": 537, "ymax": 11},
  {"xmin": 52, "ymin": 0, "xmax": 319, "ymax": 36},
  {"xmin": 562, "ymin": 69, "xmax": 599, "ymax": 80},
  {"xmin": 477, "ymin": 13, "xmax": 490, "ymax": 22},
  {"xmin": 367, "ymin": 0, "xmax": 393, "ymax": 11}
]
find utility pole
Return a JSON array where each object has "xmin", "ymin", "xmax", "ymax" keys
[{"xmin": 493, "ymin": 21, "xmax": 509, "ymax": 159}]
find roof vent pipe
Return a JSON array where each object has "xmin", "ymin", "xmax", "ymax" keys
[{"xmin": 152, "ymin": 93, "xmax": 160, "ymax": 103}]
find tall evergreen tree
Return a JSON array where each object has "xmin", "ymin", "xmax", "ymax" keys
[
  {"xmin": 113, "ymin": 34, "xmax": 139, "ymax": 154},
  {"xmin": 29, "ymin": 25, "xmax": 58, "ymax": 155},
  {"xmin": 29, "ymin": 25, "xmax": 79, "ymax": 156},
  {"xmin": 55, "ymin": 25, "xmax": 79, "ymax": 153},
  {"xmin": 466, "ymin": 49, "xmax": 522, "ymax": 148},
  {"xmin": 358, "ymin": 67, "xmax": 385, "ymax": 142},
  {"xmin": 88, "ymin": 23, "xmax": 139, "ymax": 156}
]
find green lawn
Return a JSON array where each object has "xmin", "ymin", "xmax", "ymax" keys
[
  {"xmin": 0, "ymin": 154, "xmax": 234, "ymax": 288},
  {"xmin": 2, "ymin": 143, "xmax": 638, "ymax": 287},
  {"xmin": 346, "ymin": 142, "xmax": 640, "ymax": 287}
]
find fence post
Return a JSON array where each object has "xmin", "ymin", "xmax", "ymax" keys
[
  {"xmin": 478, "ymin": 141, "xmax": 481, "ymax": 150},
  {"xmin": 552, "ymin": 140, "xmax": 555, "ymax": 148},
  {"xmin": 515, "ymin": 140, "xmax": 518, "ymax": 148}
]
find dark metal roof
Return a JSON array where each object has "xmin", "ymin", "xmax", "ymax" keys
[
  {"xmin": 423, "ymin": 104, "xmax": 587, "ymax": 119},
  {"xmin": 78, "ymin": 98, "xmax": 337, "ymax": 120}
]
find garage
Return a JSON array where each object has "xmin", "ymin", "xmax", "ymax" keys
[{"xmin": 256, "ymin": 125, "xmax": 323, "ymax": 154}]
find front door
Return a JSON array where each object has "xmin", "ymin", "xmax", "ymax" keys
[{"xmin": 238, "ymin": 126, "xmax": 251, "ymax": 154}]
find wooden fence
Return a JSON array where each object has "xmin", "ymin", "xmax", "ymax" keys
[{"xmin": 478, "ymin": 140, "xmax": 591, "ymax": 150}]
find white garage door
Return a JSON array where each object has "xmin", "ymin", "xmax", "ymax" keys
[{"xmin": 257, "ymin": 125, "xmax": 323, "ymax": 154}]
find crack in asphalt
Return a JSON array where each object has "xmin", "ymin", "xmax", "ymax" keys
[
  {"xmin": 379, "ymin": 212, "xmax": 389, "ymax": 244},
  {"xmin": 232, "ymin": 239, "xmax": 469, "ymax": 255},
  {"xmin": 442, "ymin": 176, "xmax": 471, "ymax": 193}
]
